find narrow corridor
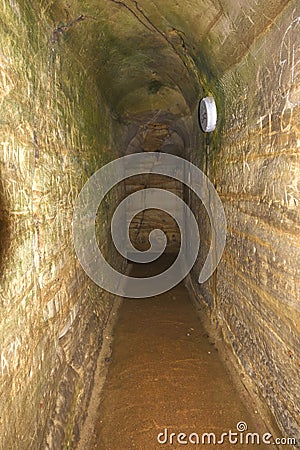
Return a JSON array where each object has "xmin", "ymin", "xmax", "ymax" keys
[
  {"xmin": 78, "ymin": 258, "xmax": 278, "ymax": 450},
  {"xmin": 0, "ymin": 1, "xmax": 299, "ymax": 448}
]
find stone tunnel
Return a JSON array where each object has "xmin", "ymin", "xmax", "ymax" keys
[{"xmin": 0, "ymin": 0, "xmax": 299, "ymax": 449}]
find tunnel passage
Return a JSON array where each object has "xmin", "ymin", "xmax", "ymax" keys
[
  {"xmin": 0, "ymin": 0, "xmax": 299, "ymax": 449},
  {"xmin": 80, "ymin": 258, "xmax": 274, "ymax": 450}
]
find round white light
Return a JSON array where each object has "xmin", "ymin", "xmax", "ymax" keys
[{"xmin": 199, "ymin": 96, "xmax": 217, "ymax": 132}]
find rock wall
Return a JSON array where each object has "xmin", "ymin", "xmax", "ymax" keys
[
  {"xmin": 0, "ymin": 2, "xmax": 122, "ymax": 448},
  {"xmin": 188, "ymin": 1, "xmax": 300, "ymax": 443}
]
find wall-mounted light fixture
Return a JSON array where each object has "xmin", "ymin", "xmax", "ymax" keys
[{"xmin": 199, "ymin": 96, "xmax": 217, "ymax": 132}]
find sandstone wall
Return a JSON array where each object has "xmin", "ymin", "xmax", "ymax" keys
[
  {"xmin": 0, "ymin": 2, "xmax": 122, "ymax": 448},
  {"xmin": 188, "ymin": 2, "xmax": 300, "ymax": 443}
]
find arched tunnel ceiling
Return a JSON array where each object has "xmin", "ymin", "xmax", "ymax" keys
[{"xmin": 49, "ymin": 0, "xmax": 291, "ymax": 153}]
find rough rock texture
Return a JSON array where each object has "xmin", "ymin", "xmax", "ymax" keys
[
  {"xmin": 187, "ymin": 2, "xmax": 300, "ymax": 444},
  {"xmin": 0, "ymin": 0, "xmax": 299, "ymax": 448},
  {"xmin": 0, "ymin": 2, "xmax": 123, "ymax": 449}
]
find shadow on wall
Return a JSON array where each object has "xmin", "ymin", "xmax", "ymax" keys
[{"xmin": 0, "ymin": 181, "xmax": 11, "ymax": 280}]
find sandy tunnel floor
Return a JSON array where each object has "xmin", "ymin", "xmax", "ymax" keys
[{"xmin": 79, "ymin": 257, "xmax": 275, "ymax": 450}]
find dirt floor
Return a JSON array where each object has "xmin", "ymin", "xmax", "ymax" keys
[{"xmin": 77, "ymin": 257, "xmax": 280, "ymax": 450}]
